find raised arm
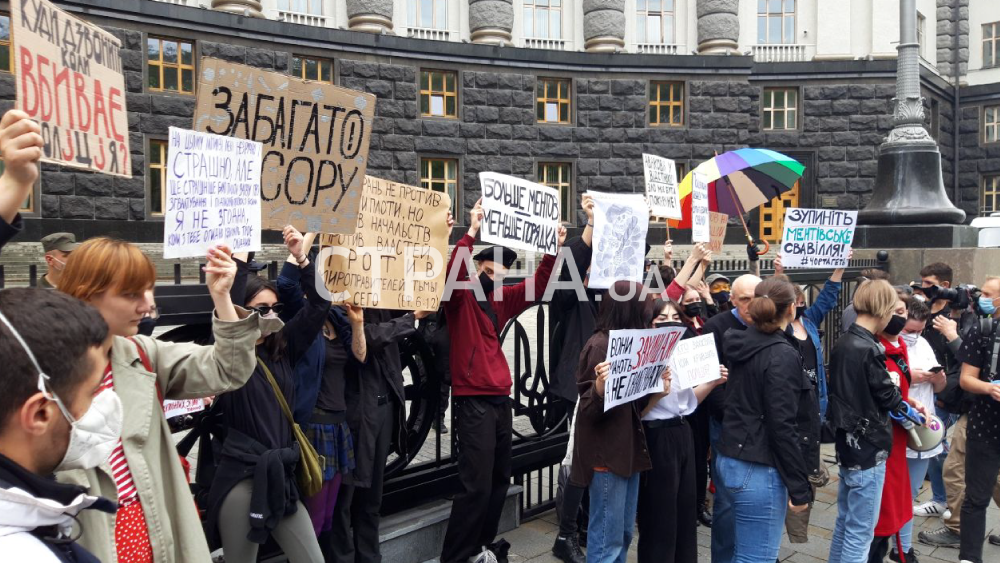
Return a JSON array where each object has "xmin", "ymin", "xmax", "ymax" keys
[
  {"xmin": 343, "ymin": 305, "xmax": 368, "ymax": 362},
  {"xmin": 364, "ymin": 310, "xmax": 417, "ymax": 353},
  {"xmin": 0, "ymin": 110, "xmax": 42, "ymax": 228},
  {"xmin": 498, "ymin": 225, "xmax": 566, "ymax": 322},
  {"xmin": 673, "ymin": 243, "xmax": 710, "ymax": 290}
]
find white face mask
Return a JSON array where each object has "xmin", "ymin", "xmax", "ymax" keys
[
  {"xmin": 900, "ymin": 332, "xmax": 920, "ymax": 348},
  {"xmin": 0, "ymin": 311, "xmax": 123, "ymax": 472}
]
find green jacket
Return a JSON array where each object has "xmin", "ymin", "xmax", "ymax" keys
[{"xmin": 58, "ymin": 308, "xmax": 280, "ymax": 563}]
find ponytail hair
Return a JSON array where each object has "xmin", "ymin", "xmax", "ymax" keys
[{"xmin": 747, "ymin": 277, "xmax": 796, "ymax": 333}]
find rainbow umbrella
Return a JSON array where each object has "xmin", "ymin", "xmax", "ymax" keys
[{"xmin": 669, "ymin": 148, "xmax": 805, "ymax": 244}]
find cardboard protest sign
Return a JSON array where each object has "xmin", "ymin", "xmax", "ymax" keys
[
  {"xmin": 668, "ymin": 334, "xmax": 722, "ymax": 390},
  {"xmin": 162, "ymin": 128, "xmax": 262, "ymax": 259},
  {"xmin": 589, "ymin": 190, "xmax": 650, "ymax": 289},
  {"xmin": 603, "ymin": 326, "xmax": 686, "ymax": 412},
  {"xmin": 708, "ymin": 212, "xmax": 728, "ymax": 253},
  {"xmin": 780, "ymin": 208, "xmax": 857, "ymax": 268},
  {"xmin": 643, "ymin": 154, "xmax": 680, "ymax": 219},
  {"xmin": 691, "ymin": 172, "xmax": 710, "ymax": 242},
  {"xmin": 478, "ymin": 172, "xmax": 561, "ymax": 255},
  {"xmin": 163, "ymin": 399, "xmax": 206, "ymax": 420},
  {"xmin": 12, "ymin": 0, "xmax": 130, "ymax": 177},
  {"xmin": 193, "ymin": 58, "xmax": 375, "ymax": 233},
  {"xmin": 318, "ymin": 176, "xmax": 450, "ymax": 311}
]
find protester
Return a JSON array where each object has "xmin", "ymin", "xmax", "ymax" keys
[
  {"xmin": 440, "ymin": 199, "xmax": 564, "ymax": 563},
  {"xmin": 55, "ymin": 238, "xmax": 269, "ymax": 563},
  {"xmin": 0, "ymin": 289, "xmax": 114, "ymax": 561},
  {"xmin": 571, "ymin": 281, "xmax": 661, "ymax": 563},
  {"xmin": 840, "ymin": 268, "xmax": 892, "ymax": 334},
  {"xmin": 827, "ymin": 280, "xmax": 908, "ymax": 563},
  {"xmin": 707, "ymin": 273, "xmax": 732, "ymax": 311},
  {"xmin": 38, "ymin": 233, "xmax": 79, "ymax": 289},
  {"xmin": 713, "ymin": 277, "xmax": 812, "ymax": 562},
  {"xmin": 0, "ymin": 111, "xmax": 42, "ymax": 254},
  {"xmin": 637, "ymin": 298, "xmax": 726, "ymax": 563}
]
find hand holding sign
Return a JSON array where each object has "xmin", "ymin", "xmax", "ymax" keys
[
  {"xmin": 0, "ymin": 111, "xmax": 43, "ymax": 221},
  {"xmin": 283, "ymin": 225, "xmax": 307, "ymax": 263}
]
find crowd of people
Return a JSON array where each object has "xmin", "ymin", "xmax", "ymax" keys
[{"xmin": 1, "ymin": 104, "xmax": 1000, "ymax": 563}]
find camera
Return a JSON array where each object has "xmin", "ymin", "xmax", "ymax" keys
[{"xmin": 911, "ymin": 283, "xmax": 981, "ymax": 311}]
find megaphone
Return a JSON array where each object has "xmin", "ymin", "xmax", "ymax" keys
[{"xmin": 907, "ymin": 413, "xmax": 946, "ymax": 453}]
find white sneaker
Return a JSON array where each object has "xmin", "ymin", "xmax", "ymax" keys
[
  {"xmin": 913, "ymin": 501, "xmax": 946, "ymax": 517},
  {"xmin": 943, "ymin": 508, "xmax": 952, "ymax": 520}
]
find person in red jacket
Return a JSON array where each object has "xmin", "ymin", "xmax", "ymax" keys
[{"xmin": 441, "ymin": 197, "xmax": 565, "ymax": 563}]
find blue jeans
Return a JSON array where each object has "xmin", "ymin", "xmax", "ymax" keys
[
  {"xmin": 899, "ymin": 457, "xmax": 930, "ymax": 551},
  {"xmin": 713, "ymin": 454, "xmax": 787, "ymax": 563},
  {"xmin": 709, "ymin": 420, "xmax": 735, "ymax": 563},
  {"xmin": 587, "ymin": 471, "xmax": 640, "ymax": 563},
  {"xmin": 829, "ymin": 462, "xmax": 887, "ymax": 563},
  {"xmin": 928, "ymin": 450, "xmax": 948, "ymax": 505}
]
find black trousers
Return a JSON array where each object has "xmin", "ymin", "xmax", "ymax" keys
[
  {"xmin": 689, "ymin": 406, "xmax": 711, "ymax": 508},
  {"xmin": 441, "ymin": 396, "xmax": 513, "ymax": 563},
  {"xmin": 959, "ymin": 436, "xmax": 1000, "ymax": 563},
  {"xmin": 637, "ymin": 420, "xmax": 698, "ymax": 563},
  {"xmin": 328, "ymin": 401, "xmax": 393, "ymax": 563}
]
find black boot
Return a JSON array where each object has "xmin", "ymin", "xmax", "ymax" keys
[
  {"xmin": 552, "ymin": 535, "xmax": 586, "ymax": 563},
  {"xmin": 889, "ymin": 548, "xmax": 920, "ymax": 563},
  {"xmin": 698, "ymin": 502, "xmax": 713, "ymax": 528}
]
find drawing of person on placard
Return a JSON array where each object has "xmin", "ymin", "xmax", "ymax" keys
[{"xmin": 596, "ymin": 204, "xmax": 642, "ymax": 283}]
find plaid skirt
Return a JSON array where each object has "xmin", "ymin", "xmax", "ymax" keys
[{"xmin": 302, "ymin": 419, "xmax": 356, "ymax": 482}]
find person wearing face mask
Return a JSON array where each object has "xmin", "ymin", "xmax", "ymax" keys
[
  {"xmin": 441, "ymin": 198, "xmax": 565, "ymax": 563},
  {"xmin": 38, "ymin": 233, "xmax": 79, "ymax": 290},
  {"xmin": 636, "ymin": 299, "xmax": 726, "ymax": 563},
  {"xmin": 55, "ymin": 237, "xmax": 270, "ymax": 563},
  {"xmin": 0, "ymin": 288, "xmax": 115, "ymax": 562},
  {"xmin": 706, "ymin": 274, "xmax": 732, "ymax": 311}
]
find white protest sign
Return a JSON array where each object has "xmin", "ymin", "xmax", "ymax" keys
[
  {"xmin": 163, "ymin": 127, "xmax": 263, "ymax": 260},
  {"xmin": 691, "ymin": 172, "xmax": 710, "ymax": 242},
  {"xmin": 604, "ymin": 326, "xmax": 687, "ymax": 412},
  {"xmin": 162, "ymin": 399, "xmax": 205, "ymax": 420},
  {"xmin": 643, "ymin": 154, "xmax": 681, "ymax": 219},
  {"xmin": 589, "ymin": 191, "xmax": 650, "ymax": 289},
  {"xmin": 780, "ymin": 208, "xmax": 857, "ymax": 269},
  {"xmin": 668, "ymin": 334, "xmax": 722, "ymax": 390},
  {"xmin": 479, "ymin": 172, "xmax": 561, "ymax": 256}
]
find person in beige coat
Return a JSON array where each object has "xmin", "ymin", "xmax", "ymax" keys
[{"xmin": 55, "ymin": 237, "xmax": 278, "ymax": 563}]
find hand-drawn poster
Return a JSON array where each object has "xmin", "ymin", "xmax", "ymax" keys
[
  {"xmin": 708, "ymin": 212, "xmax": 728, "ymax": 253},
  {"xmin": 780, "ymin": 208, "xmax": 857, "ymax": 268},
  {"xmin": 318, "ymin": 176, "xmax": 451, "ymax": 311},
  {"xmin": 162, "ymin": 399, "xmax": 206, "ymax": 420},
  {"xmin": 668, "ymin": 334, "xmax": 722, "ymax": 390},
  {"xmin": 12, "ymin": 0, "xmax": 131, "ymax": 176},
  {"xmin": 478, "ymin": 172, "xmax": 561, "ymax": 256},
  {"xmin": 603, "ymin": 326, "xmax": 686, "ymax": 412},
  {"xmin": 193, "ymin": 58, "xmax": 375, "ymax": 233},
  {"xmin": 691, "ymin": 172, "xmax": 710, "ymax": 242},
  {"xmin": 162, "ymin": 127, "xmax": 262, "ymax": 259},
  {"xmin": 643, "ymin": 154, "xmax": 680, "ymax": 219},
  {"xmin": 589, "ymin": 191, "xmax": 650, "ymax": 289}
]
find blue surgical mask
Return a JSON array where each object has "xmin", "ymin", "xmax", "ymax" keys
[{"xmin": 979, "ymin": 295, "xmax": 997, "ymax": 315}]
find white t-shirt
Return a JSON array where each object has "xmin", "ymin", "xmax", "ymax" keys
[{"xmin": 905, "ymin": 334, "xmax": 945, "ymax": 459}]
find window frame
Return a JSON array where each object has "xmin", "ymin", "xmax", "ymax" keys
[
  {"xmin": 984, "ymin": 105, "xmax": 1000, "ymax": 145},
  {"xmin": 757, "ymin": 0, "xmax": 796, "ymax": 45},
  {"xmin": 278, "ymin": 0, "xmax": 324, "ymax": 15},
  {"xmin": 291, "ymin": 55, "xmax": 335, "ymax": 84},
  {"xmin": 408, "ymin": 0, "xmax": 449, "ymax": 30},
  {"xmin": 982, "ymin": 174, "xmax": 1000, "ymax": 215},
  {"xmin": 636, "ymin": 0, "xmax": 675, "ymax": 45},
  {"xmin": 536, "ymin": 77, "xmax": 572, "ymax": 125},
  {"xmin": 523, "ymin": 0, "xmax": 564, "ymax": 40},
  {"xmin": 419, "ymin": 69, "xmax": 460, "ymax": 119},
  {"xmin": 145, "ymin": 35, "xmax": 196, "ymax": 95},
  {"xmin": 420, "ymin": 156, "xmax": 461, "ymax": 219},
  {"xmin": 648, "ymin": 81, "xmax": 685, "ymax": 128},
  {"xmin": 917, "ymin": 11, "xmax": 926, "ymax": 59},
  {"xmin": 146, "ymin": 137, "xmax": 169, "ymax": 219},
  {"xmin": 536, "ymin": 161, "xmax": 574, "ymax": 224},
  {"xmin": 984, "ymin": 22, "xmax": 1000, "ymax": 69},
  {"xmin": 761, "ymin": 86, "xmax": 799, "ymax": 131},
  {"xmin": 0, "ymin": 12, "xmax": 12, "ymax": 74}
]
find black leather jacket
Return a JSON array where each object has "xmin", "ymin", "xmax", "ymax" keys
[
  {"xmin": 827, "ymin": 324, "xmax": 904, "ymax": 452},
  {"xmin": 717, "ymin": 326, "xmax": 814, "ymax": 506}
]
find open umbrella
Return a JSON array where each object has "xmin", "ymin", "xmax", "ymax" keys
[{"xmin": 670, "ymin": 148, "xmax": 805, "ymax": 247}]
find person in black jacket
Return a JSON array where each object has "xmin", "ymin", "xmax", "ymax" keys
[
  {"xmin": 713, "ymin": 277, "xmax": 812, "ymax": 563},
  {"xmin": 0, "ymin": 110, "xmax": 43, "ymax": 255}
]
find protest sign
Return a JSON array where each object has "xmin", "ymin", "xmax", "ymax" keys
[
  {"xmin": 589, "ymin": 191, "xmax": 650, "ymax": 289},
  {"xmin": 194, "ymin": 58, "xmax": 375, "ymax": 233},
  {"xmin": 668, "ymin": 334, "xmax": 722, "ymax": 390},
  {"xmin": 318, "ymin": 176, "xmax": 450, "ymax": 311},
  {"xmin": 708, "ymin": 212, "xmax": 728, "ymax": 253},
  {"xmin": 603, "ymin": 326, "xmax": 686, "ymax": 412},
  {"xmin": 162, "ymin": 127, "xmax": 262, "ymax": 259},
  {"xmin": 12, "ymin": 0, "xmax": 130, "ymax": 177},
  {"xmin": 478, "ymin": 172, "xmax": 561, "ymax": 255},
  {"xmin": 643, "ymin": 154, "xmax": 680, "ymax": 220},
  {"xmin": 780, "ymin": 208, "xmax": 857, "ymax": 268},
  {"xmin": 691, "ymin": 172, "xmax": 710, "ymax": 242},
  {"xmin": 162, "ymin": 399, "xmax": 206, "ymax": 420}
]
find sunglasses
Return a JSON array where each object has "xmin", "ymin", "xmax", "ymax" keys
[{"xmin": 250, "ymin": 303, "xmax": 285, "ymax": 316}]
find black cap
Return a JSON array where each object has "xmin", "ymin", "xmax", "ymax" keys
[{"xmin": 473, "ymin": 246, "xmax": 518, "ymax": 269}]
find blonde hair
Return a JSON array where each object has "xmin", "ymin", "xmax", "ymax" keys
[
  {"xmin": 59, "ymin": 238, "xmax": 156, "ymax": 302},
  {"xmin": 852, "ymin": 279, "xmax": 897, "ymax": 320}
]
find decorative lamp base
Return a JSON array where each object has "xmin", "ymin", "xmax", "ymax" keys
[{"xmin": 858, "ymin": 144, "xmax": 966, "ymax": 225}]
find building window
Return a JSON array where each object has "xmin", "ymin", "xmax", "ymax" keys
[
  {"xmin": 278, "ymin": 0, "xmax": 323, "ymax": 15},
  {"xmin": 147, "ymin": 37, "xmax": 194, "ymax": 94},
  {"xmin": 637, "ymin": 0, "xmax": 674, "ymax": 44},
  {"xmin": 762, "ymin": 87, "xmax": 798, "ymax": 130},
  {"xmin": 538, "ymin": 162, "xmax": 572, "ymax": 223},
  {"xmin": 649, "ymin": 81, "xmax": 684, "ymax": 127},
  {"xmin": 917, "ymin": 12, "xmax": 926, "ymax": 58},
  {"xmin": 523, "ymin": 0, "xmax": 562, "ymax": 39},
  {"xmin": 536, "ymin": 78, "xmax": 571, "ymax": 124},
  {"xmin": 986, "ymin": 106, "xmax": 1000, "ymax": 144},
  {"xmin": 982, "ymin": 175, "xmax": 1000, "ymax": 215},
  {"xmin": 420, "ymin": 70, "xmax": 458, "ymax": 118},
  {"xmin": 292, "ymin": 56, "xmax": 333, "ymax": 83},
  {"xmin": 757, "ymin": 0, "xmax": 795, "ymax": 44},
  {"xmin": 421, "ymin": 158, "xmax": 459, "ymax": 216},
  {"xmin": 675, "ymin": 162, "xmax": 687, "ymax": 182},
  {"xmin": 0, "ymin": 13, "xmax": 11, "ymax": 73},
  {"xmin": 148, "ymin": 139, "xmax": 168, "ymax": 217},
  {"xmin": 985, "ymin": 23, "xmax": 1000, "ymax": 69},
  {"xmin": 409, "ymin": 0, "xmax": 448, "ymax": 29}
]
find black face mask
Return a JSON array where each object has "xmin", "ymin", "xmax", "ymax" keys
[
  {"xmin": 795, "ymin": 305, "xmax": 806, "ymax": 320},
  {"xmin": 712, "ymin": 291, "xmax": 731, "ymax": 304},
  {"xmin": 479, "ymin": 271, "xmax": 497, "ymax": 296},
  {"xmin": 884, "ymin": 314, "xmax": 907, "ymax": 337},
  {"xmin": 684, "ymin": 302, "xmax": 704, "ymax": 319},
  {"xmin": 655, "ymin": 321, "xmax": 685, "ymax": 329}
]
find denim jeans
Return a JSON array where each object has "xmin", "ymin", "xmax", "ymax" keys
[
  {"xmin": 828, "ymin": 462, "xmax": 887, "ymax": 563},
  {"xmin": 928, "ymin": 450, "xmax": 948, "ymax": 505},
  {"xmin": 713, "ymin": 454, "xmax": 787, "ymax": 563},
  {"xmin": 709, "ymin": 419, "xmax": 736, "ymax": 563},
  {"xmin": 587, "ymin": 471, "xmax": 640, "ymax": 563},
  {"xmin": 898, "ymin": 456, "xmax": 930, "ymax": 552}
]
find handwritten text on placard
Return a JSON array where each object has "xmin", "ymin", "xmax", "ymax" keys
[
  {"xmin": 603, "ymin": 326, "xmax": 686, "ymax": 412},
  {"xmin": 691, "ymin": 172, "xmax": 710, "ymax": 242},
  {"xmin": 643, "ymin": 154, "xmax": 680, "ymax": 219},
  {"xmin": 668, "ymin": 334, "xmax": 722, "ymax": 390},
  {"xmin": 479, "ymin": 172, "xmax": 561, "ymax": 255},
  {"xmin": 780, "ymin": 208, "xmax": 857, "ymax": 268}
]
